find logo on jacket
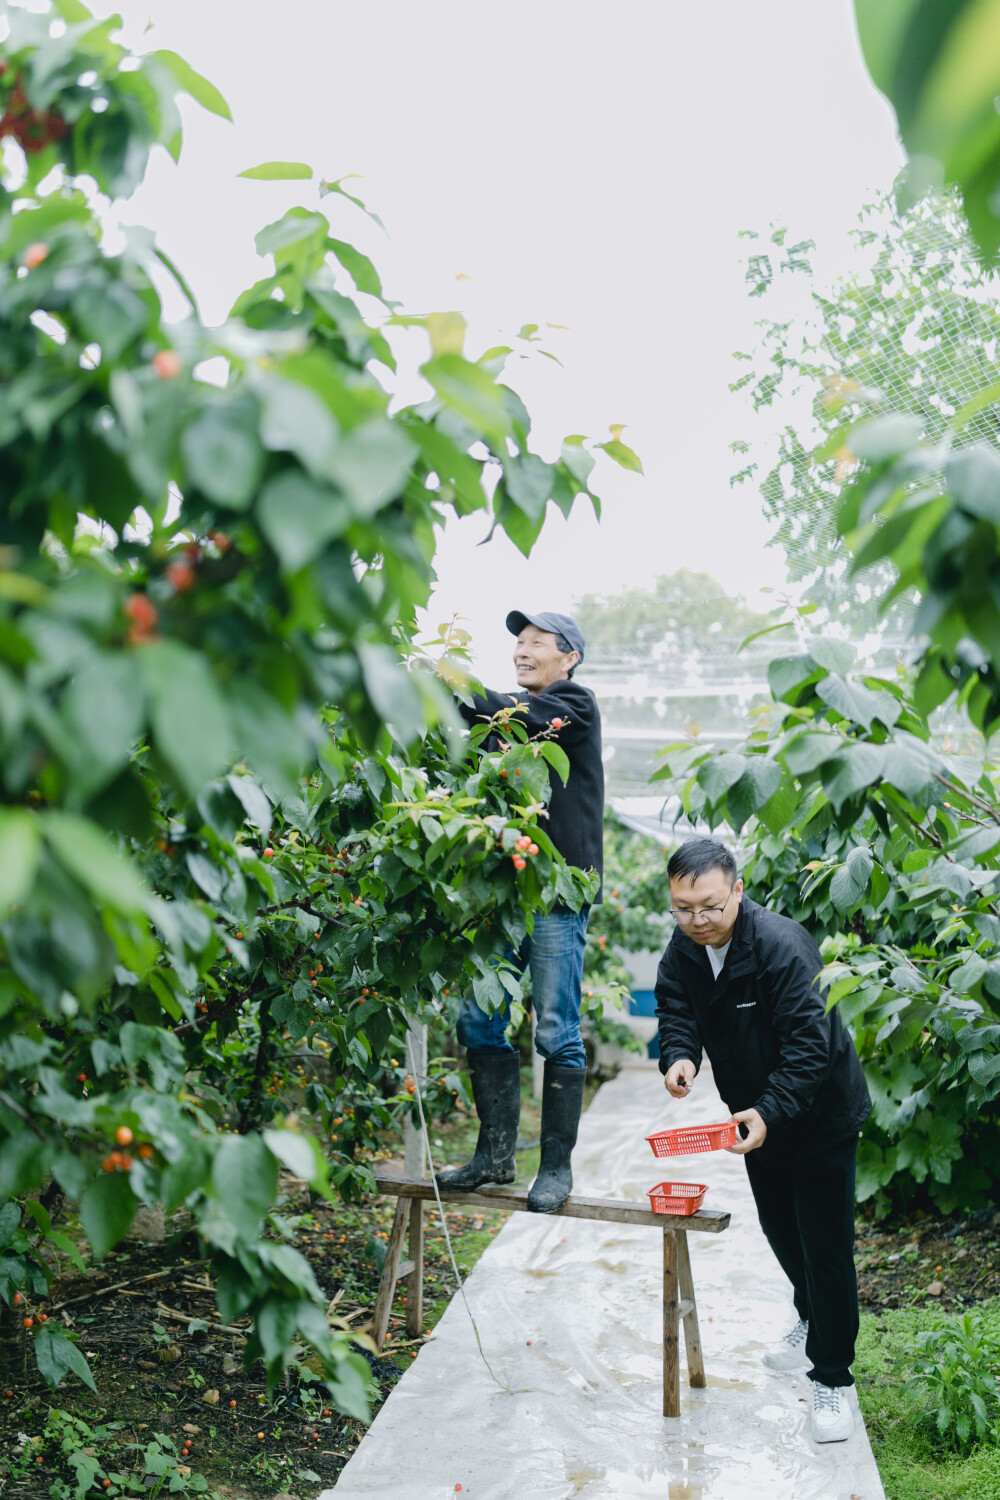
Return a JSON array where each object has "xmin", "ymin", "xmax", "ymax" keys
[{"xmin": 735, "ymin": 1002, "xmax": 755, "ymax": 1010}]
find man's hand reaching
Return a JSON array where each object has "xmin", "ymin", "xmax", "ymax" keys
[
  {"xmin": 727, "ymin": 1108, "xmax": 767, "ymax": 1154},
  {"xmin": 664, "ymin": 1059, "xmax": 696, "ymax": 1098}
]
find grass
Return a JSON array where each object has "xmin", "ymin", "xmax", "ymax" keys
[{"xmin": 855, "ymin": 1300, "xmax": 1000, "ymax": 1500}]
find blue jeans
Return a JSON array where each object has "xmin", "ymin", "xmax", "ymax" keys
[{"xmin": 456, "ymin": 908, "xmax": 590, "ymax": 1069}]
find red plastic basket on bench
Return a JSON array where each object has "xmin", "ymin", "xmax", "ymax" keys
[
  {"xmin": 646, "ymin": 1121, "xmax": 737, "ymax": 1157},
  {"xmin": 647, "ymin": 1181, "xmax": 708, "ymax": 1216}
]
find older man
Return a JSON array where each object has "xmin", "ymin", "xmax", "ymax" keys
[
  {"xmin": 437, "ymin": 610, "xmax": 603, "ymax": 1212},
  {"xmin": 655, "ymin": 837, "xmax": 871, "ymax": 1444}
]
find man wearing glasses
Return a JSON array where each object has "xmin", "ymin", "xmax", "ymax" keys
[{"xmin": 655, "ymin": 837, "xmax": 871, "ymax": 1445}]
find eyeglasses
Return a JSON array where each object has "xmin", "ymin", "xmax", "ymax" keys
[{"xmin": 669, "ymin": 885, "xmax": 735, "ymax": 925}]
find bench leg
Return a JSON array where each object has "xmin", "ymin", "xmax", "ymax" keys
[
  {"xmin": 405, "ymin": 1198, "xmax": 424, "ymax": 1338},
  {"xmin": 662, "ymin": 1227, "xmax": 680, "ymax": 1417},
  {"xmin": 676, "ymin": 1229, "xmax": 706, "ymax": 1389},
  {"xmin": 371, "ymin": 1198, "xmax": 409, "ymax": 1351}
]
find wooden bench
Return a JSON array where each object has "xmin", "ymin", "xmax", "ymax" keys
[{"xmin": 371, "ymin": 1172, "xmax": 731, "ymax": 1417}]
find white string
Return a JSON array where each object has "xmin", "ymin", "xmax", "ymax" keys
[{"xmin": 405, "ymin": 1033, "xmax": 516, "ymax": 1396}]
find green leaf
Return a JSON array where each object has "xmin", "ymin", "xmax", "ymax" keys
[
  {"xmin": 80, "ymin": 1172, "xmax": 137, "ymax": 1260},
  {"xmin": 34, "ymin": 1324, "xmax": 96, "ymax": 1392},
  {"xmin": 150, "ymin": 50, "xmax": 232, "ymax": 120},
  {"xmin": 326, "ymin": 1350, "xmax": 372, "ymax": 1420},
  {"xmin": 181, "ymin": 398, "xmax": 264, "ymax": 511},
  {"xmin": 821, "ymin": 743, "xmax": 886, "ymax": 811},
  {"xmin": 540, "ymin": 742, "xmax": 570, "ymax": 787},
  {"xmin": 726, "ymin": 758, "xmax": 782, "ymax": 830},
  {"xmin": 238, "ymin": 161, "xmax": 313, "ymax": 180},
  {"xmin": 816, "ymin": 674, "xmax": 901, "ymax": 730},
  {"xmin": 210, "ymin": 1135, "xmax": 277, "ymax": 1241},
  {"xmin": 756, "ymin": 778, "xmax": 801, "ymax": 835},
  {"xmin": 952, "ymin": 825, "xmax": 1000, "ymax": 862},
  {"xmin": 560, "ymin": 436, "xmax": 595, "ymax": 491},
  {"xmin": 803, "ymin": 635, "xmax": 856, "ymax": 674},
  {"xmin": 318, "ymin": 174, "xmax": 387, "ymax": 233},
  {"xmin": 768, "ymin": 654, "xmax": 818, "ymax": 702},
  {"xmin": 421, "ymin": 355, "xmax": 513, "ymax": 452},
  {"xmin": 596, "ymin": 438, "xmax": 643, "ymax": 474},
  {"xmin": 0, "ymin": 810, "xmax": 41, "ymax": 917},
  {"xmin": 358, "ymin": 644, "xmax": 425, "ymax": 745},
  {"xmin": 849, "ymin": 413, "xmax": 923, "ymax": 463},
  {"xmin": 830, "ymin": 845, "xmax": 874, "ymax": 915},
  {"xmin": 228, "ymin": 680, "xmax": 308, "ymax": 794},
  {"xmin": 42, "ymin": 811, "xmax": 148, "ymax": 914},
  {"xmin": 228, "ymin": 775, "xmax": 272, "ymax": 835},
  {"xmin": 696, "ymin": 753, "xmax": 747, "ymax": 802},
  {"xmin": 881, "ymin": 736, "xmax": 943, "ymax": 801},
  {"xmin": 913, "ymin": 654, "xmax": 955, "ymax": 718},
  {"xmin": 327, "ymin": 420, "xmax": 417, "ymax": 515},
  {"xmin": 61, "ymin": 653, "xmax": 144, "ymax": 796},
  {"xmin": 946, "ymin": 445, "xmax": 1000, "ymax": 525},
  {"xmin": 504, "ymin": 454, "xmax": 556, "ymax": 521},
  {"xmin": 781, "ymin": 732, "xmax": 842, "ymax": 776},
  {"xmin": 0, "ymin": 1134, "xmax": 52, "ymax": 1198},
  {"xmin": 257, "ymin": 470, "xmax": 351, "ymax": 572},
  {"xmin": 326, "ymin": 237, "xmax": 384, "ymax": 299},
  {"xmin": 44, "ymin": 1229, "xmax": 86, "ymax": 1275},
  {"xmin": 140, "ymin": 641, "xmax": 233, "ymax": 798},
  {"xmin": 255, "ymin": 210, "xmax": 328, "ymax": 272},
  {"xmin": 263, "ymin": 1128, "xmax": 323, "ymax": 1184},
  {"xmin": 72, "ymin": 281, "xmax": 149, "ymax": 363},
  {"xmin": 257, "ymin": 375, "xmax": 341, "ymax": 481}
]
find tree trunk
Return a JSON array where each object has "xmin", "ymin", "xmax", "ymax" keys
[{"xmin": 0, "ymin": 1298, "xmax": 26, "ymax": 1385}]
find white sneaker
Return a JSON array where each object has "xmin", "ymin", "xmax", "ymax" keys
[
  {"xmin": 762, "ymin": 1317, "xmax": 809, "ymax": 1371},
  {"xmin": 810, "ymin": 1381, "xmax": 854, "ymax": 1443}
]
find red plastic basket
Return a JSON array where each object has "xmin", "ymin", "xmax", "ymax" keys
[
  {"xmin": 646, "ymin": 1121, "xmax": 737, "ymax": 1157},
  {"xmin": 647, "ymin": 1181, "xmax": 708, "ymax": 1216}
]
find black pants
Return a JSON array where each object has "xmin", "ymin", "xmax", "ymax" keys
[{"xmin": 744, "ymin": 1133, "xmax": 859, "ymax": 1388}]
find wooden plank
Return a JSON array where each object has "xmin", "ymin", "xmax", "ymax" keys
[
  {"xmin": 676, "ymin": 1229, "xmax": 706, "ymax": 1390},
  {"xmin": 663, "ymin": 1227, "xmax": 680, "ymax": 1418},
  {"xmin": 371, "ymin": 1198, "xmax": 409, "ymax": 1351},
  {"xmin": 406, "ymin": 1199, "xmax": 424, "ymax": 1338},
  {"xmin": 374, "ymin": 1173, "xmax": 730, "ymax": 1234},
  {"xmin": 396, "ymin": 1259, "xmax": 415, "ymax": 1281}
]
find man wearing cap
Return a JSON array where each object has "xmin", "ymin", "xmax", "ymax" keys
[{"xmin": 437, "ymin": 611, "xmax": 603, "ymax": 1212}]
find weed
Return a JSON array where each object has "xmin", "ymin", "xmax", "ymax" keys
[{"xmin": 902, "ymin": 1313, "xmax": 1000, "ymax": 1451}]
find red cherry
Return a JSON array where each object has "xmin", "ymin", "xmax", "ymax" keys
[
  {"xmin": 152, "ymin": 349, "xmax": 183, "ymax": 379},
  {"xmin": 166, "ymin": 560, "xmax": 196, "ymax": 592},
  {"xmin": 527, "ymin": 843, "xmax": 539, "ymax": 855},
  {"xmin": 551, "ymin": 717, "xmax": 563, "ymax": 729},
  {"xmin": 512, "ymin": 855, "xmax": 526, "ymax": 871},
  {"xmin": 263, "ymin": 847, "xmax": 274, "ymax": 858},
  {"xmin": 23, "ymin": 242, "xmax": 48, "ymax": 269},
  {"xmin": 124, "ymin": 593, "xmax": 157, "ymax": 631}
]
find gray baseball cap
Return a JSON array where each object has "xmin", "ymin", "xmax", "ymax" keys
[{"xmin": 506, "ymin": 610, "xmax": 585, "ymax": 663}]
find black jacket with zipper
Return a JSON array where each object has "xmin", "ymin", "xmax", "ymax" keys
[
  {"xmin": 655, "ymin": 895, "xmax": 871, "ymax": 1161},
  {"xmin": 457, "ymin": 679, "xmax": 604, "ymax": 900}
]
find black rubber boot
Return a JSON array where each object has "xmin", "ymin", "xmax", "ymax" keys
[
  {"xmin": 435, "ymin": 1050, "xmax": 521, "ymax": 1190},
  {"xmin": 527, "ymin": 1063, "xmax": 586, "ymax": 1213}
]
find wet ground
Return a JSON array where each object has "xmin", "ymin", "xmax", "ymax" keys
[{"xmin": 329, "ymin": 1060, "xmax": 887, "ymax": 1500}]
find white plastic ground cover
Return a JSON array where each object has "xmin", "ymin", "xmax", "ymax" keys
[{"xmin": 327, "ymin": 1059, "xmax": 886, "ymax": 1500}]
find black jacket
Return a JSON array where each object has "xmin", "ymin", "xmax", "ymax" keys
[
  {"xmin": 457, "ymin": 678, "xmax": 604, "ymax": 899},
  {"xmin": 655, "ymin": 896, "xmax": 870, "ymax": 1160}
]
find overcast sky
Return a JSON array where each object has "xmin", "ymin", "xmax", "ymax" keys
[{"xmin": 93, "ymin": 0, "xmax": 903, "ymax": 682}]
